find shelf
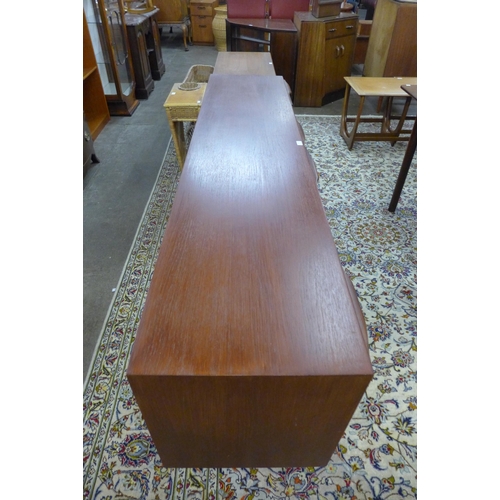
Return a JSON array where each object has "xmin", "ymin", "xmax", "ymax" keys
[
  {"xmin": 84, "ymin": 9, "xmax": 110, "ymax": 139},
  {"xmin": 83, "ymin": 65, "xmax": 97, "ymax": 81},
  {"xmin": 233, "ymin": 35, "xmax": 270, "ymax": 46}
]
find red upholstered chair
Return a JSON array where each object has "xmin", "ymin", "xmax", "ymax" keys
[
  {"xmin": 226, "ymin": 0, "xmax": 267, "ymax": 18},
  {"xmin": 270, "ymin": 0, "xmax": 310, "ymax": 19}
]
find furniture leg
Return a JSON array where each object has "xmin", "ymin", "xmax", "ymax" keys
[
  {"xmin": 388, "ymin": 119, "xmax": 416, "ymax": 212},
  {"xmin": 168, "ymin": 119, "xmax": 187, "ymax": 169},
  {"xmin": 382, "ymin": 96, "xmax": 412, "ymax": 146},
  {"xmin": 181, "ymin": 24, "xmax": 189, "ymax": 50},
  {"xmin": 340, "ymin": 84, "xmax": 365, "ymax": 150}
]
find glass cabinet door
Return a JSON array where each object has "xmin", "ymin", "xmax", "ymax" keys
[{"xmin": 84, "ymin": 0, "xmax": 139, "ymax": 115}]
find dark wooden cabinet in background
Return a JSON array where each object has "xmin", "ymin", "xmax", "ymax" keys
[
  {"xmin": 225, "ymin": 18, "xmax": 298, "ymax": 97},
  {"xmin": 126, "ymin": 13, "xmax": 155, "ymax": 99},
  {"xmin": 148, "ymin": 12, "xmax": 166, "ymax": 79},
  {"xmin": 293, "ymin": 11, "xmax": 358, "ymax": 107}
]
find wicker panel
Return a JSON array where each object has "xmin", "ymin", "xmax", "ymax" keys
[{"xmin": 182, "ymin": 64, "xmax": 215, "ymax": 83}]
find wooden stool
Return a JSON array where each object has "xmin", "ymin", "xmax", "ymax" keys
[
  {"xmin": 163, "ymin": 83, "xmax": 207, "ymax": 168},
  {"xmin": 340, "ymin": 76, "xmax": 417, "ymax": 150}
]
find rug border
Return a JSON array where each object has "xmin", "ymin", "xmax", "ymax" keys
[{"xmin": 83, "ymin": 137, "xmax": 174, "ymax": 390}]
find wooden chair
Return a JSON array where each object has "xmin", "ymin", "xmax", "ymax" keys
[{"xmin": 155, "ymin": 0, "xmax": 192, "ymax": 50}]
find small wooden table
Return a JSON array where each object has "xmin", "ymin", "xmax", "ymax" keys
[
  {"xmin": 214, "ymin": 52, "xmax": 276, "ymax": 76},
  {"xmin": 163, "ymin": 82, "xmax": 207, "ymax": 168},
  {"xmin": 340, "ymin": 76, "xmax": 417, "ymax": 150},
  {"xmin": 389, "ymin": 84, "xmax": 417, "ymax": 212}
]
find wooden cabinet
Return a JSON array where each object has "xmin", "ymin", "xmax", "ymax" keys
[
  {"xmin": 294, "ymin": 11, "xmax": 358, "ymax": 107},
  {"xmin": 191, "ymin": 0, "xmax": 219, "ymax": 45},
  {"xmin": 225, "ymin": 18, "xmax": 298, "ymax": 97},
  {"xmin": 83, "ymin": 10, "xmax": 110, "ymax": 140},
  {"xmin": 148, "ymin": 12, "xmax": 166, "ymax": 79},
  {"xmin": 84, "ymin": 0, "xmax": 139, "ymax": 116},
  {"xmin": 363, "ymin": 0, "xmax": 417, "ymax": 77},
  {"xmin": 125, "ymin": 13, "xmax": 155, "ymax": 99}
]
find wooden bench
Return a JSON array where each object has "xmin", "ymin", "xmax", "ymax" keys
[
  {"xmin": 340, "ymin": 76, "xmax": 417, "ymax": 150},
  {"xmin": 128, "ymin": 74, "xmax": 373, "ymax": 467}
]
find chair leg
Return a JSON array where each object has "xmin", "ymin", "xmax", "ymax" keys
[{"xmin": 181, "ymin": 24, "xmax": 189, "ymax": 51}]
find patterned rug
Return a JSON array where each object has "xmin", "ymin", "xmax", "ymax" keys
[{"xmin": 83, "ymin": 115, "xmax": 417, "ymax": 500}]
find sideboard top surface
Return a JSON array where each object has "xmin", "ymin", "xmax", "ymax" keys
[{"xmin": 127, "ymin": 74, "xmax": 373, "ymax": 380}]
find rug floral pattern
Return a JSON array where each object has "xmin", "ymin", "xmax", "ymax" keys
[{"xmin": 83, "ymin": 115, "xmax": 417, "ymax": 499}]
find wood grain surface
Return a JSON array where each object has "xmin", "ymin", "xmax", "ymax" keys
[
  {"xmin": 127, "ymin": 74, "xmax": 373, "ymax": 467},
  {"xmin": 214, "ymin": 52, "xmax": 276, "ymax": 76}
]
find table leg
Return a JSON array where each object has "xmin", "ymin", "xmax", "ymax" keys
[
  {"xmin": 388, "ymin": 119, "xmax": 417, "ymax": 212},
  {"xmin": 340, "ymin": 84, "xmax": 365, "ymax": 150}
]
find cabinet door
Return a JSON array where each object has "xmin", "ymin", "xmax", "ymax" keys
[{"xmin": 324, "ymin": 34, "xmax": 355, "ymax": 94}]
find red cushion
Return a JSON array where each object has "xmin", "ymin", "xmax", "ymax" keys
[
  {"xmin": 227, "ymin": 0, "xmax": 267, "ymax": 18},
  {"xmin": 270, "ymin": 0, "xmax": 310, "ymax": 19}
]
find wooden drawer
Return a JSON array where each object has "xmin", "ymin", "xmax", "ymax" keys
[
  {"xmin": 325, "ymin": 19, "xmax": 357, "ymax": 39},
  {"xmin": 192, "ymin": 16, "xmax": 215, "ymax": 43},
  {"xmin": 191, "ymin": 1, "xmax": 216, "ymax": 16}
]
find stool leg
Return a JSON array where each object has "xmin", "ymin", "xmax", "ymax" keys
[
  {"xmin": 168, "ymin": 117, "xmax": 187, "ymax": 170},
  {"xmin": 388, "ymin": 119, "xmax": 417, "ymax": 212}
]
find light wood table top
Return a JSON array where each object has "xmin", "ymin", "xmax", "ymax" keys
[
  {"xmin": 345, "ymin": 76, "xmax": 417, "ymax": 96},
  {"xmin": 214, "ymin": 52, "xmax": 276, "ymax": 76}
]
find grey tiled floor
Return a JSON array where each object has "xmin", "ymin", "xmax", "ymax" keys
[{"xmin": 83, "ymin": 29, "xmax": 416, "ymax": 382}]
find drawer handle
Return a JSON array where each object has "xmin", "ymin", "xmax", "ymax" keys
[
  {"xmin": 346, "ymin": 25, "xmax": 354, "ymax": 29},
  {"xmin": 199, "ymin": 25, "xmax": 207, "ymax": 28},
  {"xmin": 328, "ymin": 28, "xmax": 337, "ymax": 32}
]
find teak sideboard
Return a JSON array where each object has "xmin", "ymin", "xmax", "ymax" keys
[{"xmin": 127, "ymin": 73, "xmax": 373, "ymax": 468}]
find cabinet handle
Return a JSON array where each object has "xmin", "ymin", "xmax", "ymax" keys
[
  {"xmin": 335, "ymin": 46, "xmax": 340, "ymax": 57},
  {"xmin": 328, "ymin": 28, "xmax": 337, "ymax": 32},
  {"xmin": 340, "ymin": 45, "xmax": 345, "ymax": 56}
]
